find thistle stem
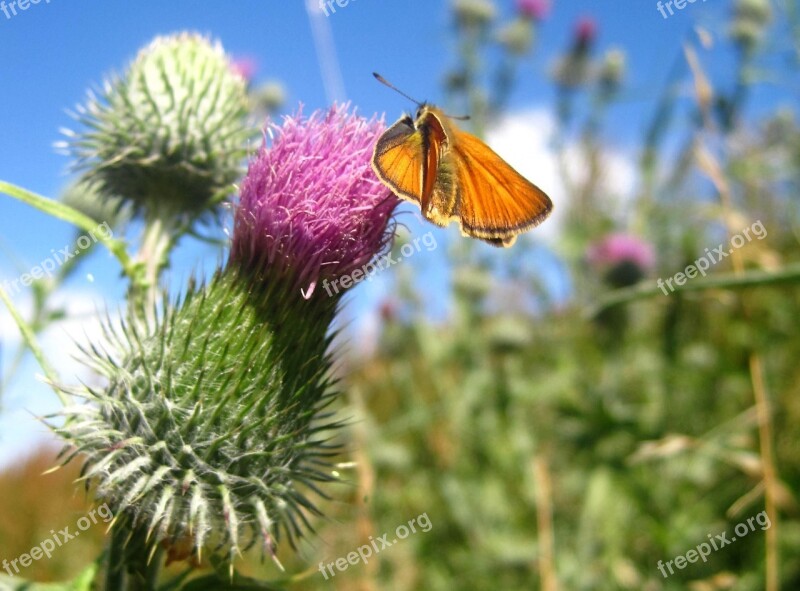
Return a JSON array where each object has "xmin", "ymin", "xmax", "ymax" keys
[
  {"xmin": 587, "ymin": 263, "xmax": 800, "ymax": 318},
  {"xmin": 129, "ymin": 215, "xmax": 174, "ymax": 323},
  {"xmin": 105, "ymin": 526, "xmax": 128, "ymax": 590}
]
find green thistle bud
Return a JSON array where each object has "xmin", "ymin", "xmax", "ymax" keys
[
  {"xmin": 735, "ymin": 0, "xmax": 771, "ymax": 25},
  {"xmin": 55, "ymin": 270, "xmax": 340, "ymax": 570},
  {"xmin": 497, "ymin": 18, "xmax": 534, "ymax": 56},
  {"xmin": 452, "ymin": 0, "xmax": 496, "ymax": 29},
  {"xmin": 251, "ymin": 81, "xmax": 287, "ymax": 116},
  {"xmin": 598, "ymin": 48, "xmax": 626, "ymax": 95},
  {"xmin": 730, "ymin": 0, "xmax": 771, "ymax": 52},
  {"xmin": 65, "ymin": 33, "xmax": 252, "ymax": 221}
]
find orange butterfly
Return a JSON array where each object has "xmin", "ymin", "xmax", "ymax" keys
[{"xmin": 371, "ymin": 73, "xmax": 553, "ymax": 247}]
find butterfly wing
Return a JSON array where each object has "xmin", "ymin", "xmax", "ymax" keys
[
  {"xmin": 372, "ymin": 116, "xmax": 427, "ymax": 205},
  {"xmin": 447, "ymin": 129, "xmax": 553, "ymax": 247},
  {"xmin": 372, "ymin": 110, "xmax": 453, "ymax": 224}
]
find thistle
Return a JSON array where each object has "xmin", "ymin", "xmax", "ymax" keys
[
  {"xmin": 587, "ymin": 233, "xmax": 655, "ymax": 288},
  {"xmin": 452, "ymin": 0, "xmax": 497, "ymax": 29},
  {"xmin": 64, "ymin": 33, "xmax": 252, "ymax": 222},
  {"xmin": 53, "ymin": 105, "xmax": 399, "ymax": 584}
]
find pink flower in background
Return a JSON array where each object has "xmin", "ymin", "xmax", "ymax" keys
[
  {"xmin": 230, "ymin": 56, "xmax": 258, "ymax": 83},
  {"xmin": 574, "ymin": 16, "xmax": 597, "ymax": 47},
  {"xmin": 517, "ymin": 0, "xmax": 550, "ymax": 20},
  {"xmin": 231, "ymin": 104, "xmax": 400, "ymax": 298},
  {"xmin": 587, "ymin": 233, "xmax": 655, "ymax": 287},
  {"xmin": 587, "ymin": 233, "xmax": 655, "ymax": 270}
]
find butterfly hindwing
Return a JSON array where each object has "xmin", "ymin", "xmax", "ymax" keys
[{"xmin": 451, "ymin": 129, "xmax": 553, "ymax": 246}]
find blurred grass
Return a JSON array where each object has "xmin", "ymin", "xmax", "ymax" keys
[{"xmin": 0, "ymin": 448, "xmax": 106, "ymax": 583}]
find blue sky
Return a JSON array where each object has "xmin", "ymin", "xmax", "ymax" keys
[{"xmin": 0, "ymin": 0, "xmax": 792, "ymax": 467}]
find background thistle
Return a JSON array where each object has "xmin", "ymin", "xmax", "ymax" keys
[
  {"xmin": 62, "ymin": 32, "xmax": 255, "ymax": 319},
  {"xmin": 65, "ymin": 32, "xmax": 252, "ymax": 223}
]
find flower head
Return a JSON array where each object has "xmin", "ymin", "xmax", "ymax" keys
[
  {"xmin": 453, "ymin": 0, "xmax": 497, "ymax": 28},
  {"xmin": 230, "ymin": 56, "xmax": 258, "ymax": 83},
  {"xmin": 599, "ymin": 48, "xmax": 626, "ymax": 95},
  {"xmin": 574, "ymin": 16, "xmax": 598, "ymax": 48},
  {"xmin": 588, "ymin": 233, "xmax": 655, "ymax": 270},
  {"xmin": 587, "ymin": 233, "xmax": 655, "ymax": 288},
  {"xmin": 552, "ymin": 16, "xmax": 598, "ymax": 89},
  {"xmin": 517, "ymin": 0, "xmax": 550, "ymax": 20},
  {"xmin": 730, "ymin": 0, "xmax": 772, "ymax": 52},
  {"xmin": 231, "ymin": 104, "xmax": 399, "ymax": 298}
]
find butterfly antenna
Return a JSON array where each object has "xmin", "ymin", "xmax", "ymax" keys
[{"xmin": 373, "ymin": 72, "xmax": 423, "ymax": 106}]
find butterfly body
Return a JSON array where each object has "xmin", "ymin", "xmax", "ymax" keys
[{"xmin": 372, "ymin": 103, "xmax": 553, "ymax": 247}]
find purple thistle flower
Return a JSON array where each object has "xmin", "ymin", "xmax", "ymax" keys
[
  {"xmin": 517, "ymin": 0, "xmax": 550, "ymax": 21},
  {"xmin": 230, "ymin": 56, "xmax": 258, "ymax": 83},
  {"xmin": 574, "ymin": 16, "xmax": 598, "ymax": 48},
  {"xmin": 587, "ymin": 233, "xmax": 655, "ymax": 270},
  {"xmin": 587, "ymin": 233, "xmax": 655, "ymax": 288},
  {"xmin": 231, "ymin": 104, "xmax": 400, "ymax": 298}
]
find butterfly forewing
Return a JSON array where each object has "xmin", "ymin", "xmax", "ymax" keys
[{"xmin": 372, "ymin": 117, "xmax": 426, "ymax": 204}]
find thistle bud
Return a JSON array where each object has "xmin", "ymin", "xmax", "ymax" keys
[
  {"xmin": 65, "ymin": 33, "xmax": 252, "ymax": 221},
  {"xmin": 452, "ymin": 0, "xmax": 497, "ymax": 29}
]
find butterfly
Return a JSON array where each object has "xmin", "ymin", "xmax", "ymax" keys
[{"xmin": 371, "ymin": 73, "xmax": 553, "ymax": 247}]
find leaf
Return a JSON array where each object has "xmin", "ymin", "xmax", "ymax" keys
[
  {"xmin": 0, "ymin": 284, "xmax": 66, "ymax": 405},
  {"xmin": 0, "ymin": 180, "xmax": 136, "ymax": 279}
]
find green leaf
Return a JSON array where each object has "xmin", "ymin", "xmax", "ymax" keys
[
  {"xmin": 0, "ymin": 180, "xmax": 136, "ymax": 279},
  {"xmin": 0, "ymin": 284, "xmax": 66, "ymax": 405}
]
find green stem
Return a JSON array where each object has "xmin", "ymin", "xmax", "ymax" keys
[
  {"xmin": 128, "ymin": 216, "xmax": 174, "ymax": 323},
  {"xmin": 144, "ymin": 546, "xmax": 164, "ymax": 591},
  {"xmin": 586, "ymin": 262, "xmax": 800, "ymax": 318},
  {"xmin": 0, "ymin": 285, "xmax": 66, "ymax": 405},
  {"xmin": 105, "ymin": 527, "xmax": 128, "ymax": 591}
]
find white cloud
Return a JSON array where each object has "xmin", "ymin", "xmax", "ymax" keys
[
  {"xmin": 0, "ymin": 286, "xmax": 117, "ymax": 469},
  {"xmin": 485, "ymin": 108, "xmax": 638, "ymax": 240}
]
